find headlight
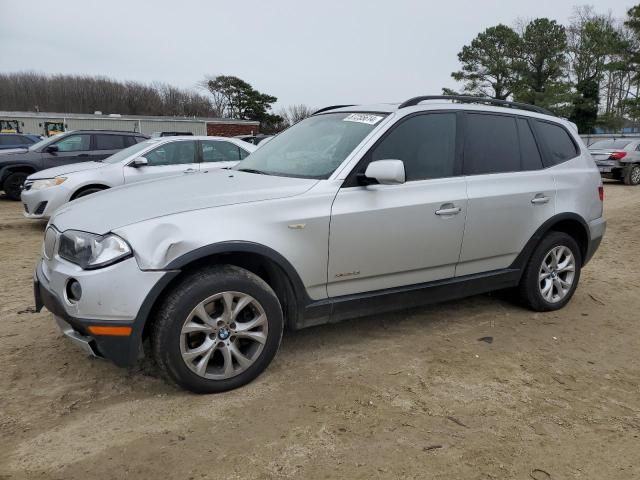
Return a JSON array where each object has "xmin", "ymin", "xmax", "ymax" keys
[
  {"xmin": 30, "ymin": 177, "xmax": 66, "ymax": 191},
  {"xmin": 58, "ymin": 230, "xmax": 132, "ymax": 269}
]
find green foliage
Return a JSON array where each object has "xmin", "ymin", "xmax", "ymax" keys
[
  {"xmin": 451, "ymin": 24, "xmax": 522, "ymax": 99},
  {"xmin": 204, "ymin": 75, "xmax": 283, "ymax": 132},
  {"xmin": 445, "ymin": 5, "xmax": 640, "ymax": 133},
  {"xmin": 513, "ymin": 19, "xmax": 571, "ymax": 112},
  {"xmin": 569, "ymin": 79, "xmax": 599, "ymax": 133}
]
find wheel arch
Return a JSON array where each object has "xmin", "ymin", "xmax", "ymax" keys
[
  {"xmin": 0, "ymin": 164, "xmax": 36, "ymax": 183},
  {"xmin": 511, "ymin": 213, "xmax": 590, "ymax": 276},
  {"xmin": 70, "ymin": 183, "xmax": 110, "ymax": 200},
  {"xmin": 139, "ymin": 242, "xmax": 309, "ymax": 343}
]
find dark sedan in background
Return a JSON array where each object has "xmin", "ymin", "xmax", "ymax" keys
[
  {"xmin": 0, "ymin": 130, "xmax": 148, "ymax": 199},
  {"xmin": 0, "ymin": 133, "xmax": 42, "ymax": 150}
]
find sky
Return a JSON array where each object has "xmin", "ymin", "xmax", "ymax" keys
[{"xmin": 0, "ymin": 0, "xmax": 634, "ymax": 111}]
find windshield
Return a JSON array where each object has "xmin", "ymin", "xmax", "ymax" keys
[
  {"xmin": 27, "ymin": 135, "xmax": 60, "ymax": 151},
  {"xmin": 102, "ymin": 140, "xmax": 158, "ymax": 163},
  {"xmin": 233, "ymin": 112, "xmax": 386, "ymax": 179},
  {"xmin": 589, "ymin": 139, "xmax": 632, "ymax": 150}
]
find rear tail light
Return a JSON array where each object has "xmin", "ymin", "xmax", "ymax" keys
[
  {"xmin": 609, "ymin": 151, "xmax": 627, "ymax": 160},
  {"xmin": 598, "ymin": 186, "xmax": 604, "ymax": 202}
]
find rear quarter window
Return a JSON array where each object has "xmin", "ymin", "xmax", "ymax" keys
[{"xmin": 534, "ymin": 120, "xmax": 579, "ymax": 166}]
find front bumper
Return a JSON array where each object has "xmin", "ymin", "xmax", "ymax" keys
[
  {"xmin": 21, "ymin": 185, "xmax": 69, "ymax": 219},
  {"xmin": 34, "ymin": 257, "xmax": 178, "ymax": 367}
]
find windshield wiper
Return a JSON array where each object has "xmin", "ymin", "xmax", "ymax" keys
[{"xmin": 236, "ymin": 168, "xmax": 271, "ymax": 175}]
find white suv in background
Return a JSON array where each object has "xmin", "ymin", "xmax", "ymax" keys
[
  {"xmin": 21, "ymin": 136, "xmax": 255, "ymax": 218},
  {"xmin": 34, "ymin": 96, "xmax": 606, "ymax": 393}
]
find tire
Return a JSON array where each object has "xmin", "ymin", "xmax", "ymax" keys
[
  {"xmin": 518, "ymin": 232, "xmax": 582, "ymax": 312},
  {"xmin": 623, "ymin": 164, "xmax": 640, "ymax": 185},
  {"xmin": 3, "ymin": 172, "xmax": 29, "ymax": 200},
  {"xmin": 151, "ymin": 265, "xmax": 284, "ymax": 393},
  {"xmin": 71, "ymin": 186, "xmax": 106, "ymax": 200}
]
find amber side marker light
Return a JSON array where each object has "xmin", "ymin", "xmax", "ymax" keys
[{"xmin": 87, "ymin": 326, "xmax": 132, "ymax": 336}]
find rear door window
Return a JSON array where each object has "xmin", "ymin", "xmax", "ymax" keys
[
  {"xmin": 95, "ymin": 134, "xmax": 126, "ymax": 150},
  {"xmin": 201, "ymin": 141, "xmax": 242, "ymax": 162},
  {"xmin": 463, "ymin": 114, "xmax": 520, "ymax": 175},
  {"xmin": 517, "ymin": 118, "xmax": 543, "ymax": 171},
  {"xmin": 534, "ymin": 120, "xmax": 579, "ymax": 166},
  {"xmin": 145, "ymin": 140, "xmax": 196, "ymax": 166}
]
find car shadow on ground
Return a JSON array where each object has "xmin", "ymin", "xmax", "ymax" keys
[{"xmin": 129, "ymin": 290, "xmax": 519, "ymax": 392}]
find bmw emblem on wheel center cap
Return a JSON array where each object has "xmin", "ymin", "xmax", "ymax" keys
[{"xmin": 218, "ymin": 327, "xmax": 230, "ymax": 340}]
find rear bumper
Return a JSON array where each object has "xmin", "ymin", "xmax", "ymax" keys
[{"xmin": 584, "ymin": 217, "xmax": 606, "ymax": 265}]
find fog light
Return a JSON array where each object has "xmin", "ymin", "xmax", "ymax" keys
[{"xmin": 66, "ymin": 279, "xmax": 82, "ymax": 302}]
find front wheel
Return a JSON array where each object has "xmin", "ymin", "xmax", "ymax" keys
[
  {"xmin": 518, "ymin": 232, "xmax": 582, "ymax": 312},
  {"xmin": 3, "ymin": 172, "xmax": 28, "ymax": 200},
  {"xmin": 151, "ymin": 265, "xmax": 284, "ymax": 393}
]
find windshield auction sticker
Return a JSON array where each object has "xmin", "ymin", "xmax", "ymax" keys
[{"xmin": 343, "ymin": 113, "xmax": 384, "ymax": 125}]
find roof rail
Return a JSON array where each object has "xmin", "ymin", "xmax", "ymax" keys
[
  {"xmin": 312, "ymin": 105, "xmax": 356, "ymax": 115},
  {"xmin": 398, "ymin": 95, "xmax": 554, "ymax": 116}
]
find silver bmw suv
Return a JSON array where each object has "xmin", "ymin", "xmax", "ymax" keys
[{"xmin": 34, "ymin": 96, "xmax": 606, "ymax": 393}]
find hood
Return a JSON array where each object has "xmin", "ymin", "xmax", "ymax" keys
[
  {"xmin": 0, "ymin": 147, "xmax": 29, "ymax": 155},
  {"xmin": 28, "ymin": 161, "xmax": 105, "ymax": 180},
  {"xmin": 51, "ymin": 169, "xmax": 318, "ymax": 233}
]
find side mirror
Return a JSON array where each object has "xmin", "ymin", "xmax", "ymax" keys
[
  {"xmin": 362, "ymin": 160, "xmax": 406, "ymax": 185},
  {"xmin": 131, "ymin": 157, "xmax": 148, "ymax": 168},
  {"xmin": 45, "ymin": 145, "xmax": 59, "ymax": 153}
]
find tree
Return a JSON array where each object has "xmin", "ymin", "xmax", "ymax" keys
[
  {"xmin": 202, "ymin": 75, "xmax": 282, "ymax": 132},
  {"xmin": 280, "ymin": 104, "xmax": 315, "ymax": 126},
  {"xmin": 569, "ymin": 79, "xmax": 600, "ymax": 133},
  {"xmin": 0, "ymin": 72, "xmax": 215, "ymax": 117},
  {"xmin": 451, "ymin": 24, "xmax": 522, "ymax": 99},
  {"xmin": 567, "ymin": 7, "xmax": 625, "ymax": 131},
  {"xmin": 514, "ymin": 18, "xmax": 571, "ymax": 112}
]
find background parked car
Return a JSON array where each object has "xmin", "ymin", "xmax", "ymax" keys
[
  {"xmin": 0, "ymin": 133, "xmax": 42, "ymax": 151},
  {"xmin": 589, "ymin": 138, "xmax": 640, "ymax": 185},
  {"xmin": 235, "ymin": 134, "xmax": 273, "ymax": 145},
  {"xmin": 21, "ymin": 136, "xmax": 256, "ymax": 219},
  {"xmin": 151, "ymin": 131, "xmax": 195, "ymax": 137},
  {"xmin": 0, "ymin": 130, "xmax": 148, "ymax": 200}
]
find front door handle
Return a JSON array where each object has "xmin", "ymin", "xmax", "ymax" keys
[
  {"xmin": 183, "ymin": 168, "xmax": 198, "ymax": 174},
  {"xmin": 531, "ymin": 194, "xmax": 550, "ymax": 205},
  {"xmin": 435, "ymin": 204, "xmax": 462, "ymax": 216},
  {"xmin": 78, "ymin": 153, "xmax": 89, "ymax": 157}
]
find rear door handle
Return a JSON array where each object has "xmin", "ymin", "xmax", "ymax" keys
[
  {"xmin": 78, "ymin": 154, "xmax": 89, "ymax": 157},
  {"xmin": 531, "ymin": 194, "xmax": 550, "ymax": 205},
  {"xmin": 435, "ymin": 205, "xmax": 462, "ymax": 216},
  {"xmin": 183, "ymin": 168, "xmax": 198, "ymax": 174}
]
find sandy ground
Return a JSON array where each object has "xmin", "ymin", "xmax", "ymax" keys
[{"xmin": 0, "ymin": 183, "xmax": 639, "ymax": 480}]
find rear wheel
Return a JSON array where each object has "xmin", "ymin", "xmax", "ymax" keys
[
  {"xmin": 151, "ymin": 265, "xmax": 284, "ymax": 393},
  {"xmin": 623, "ymin": 164, "xmax": 640, "ymax": 185},
  {"xmin": 518, "ymin": 232, "xmax": 582, "ymax": 312},
  {"xmin": 3, "ymin": 172, "xmax": 29, "ymax": 200}
]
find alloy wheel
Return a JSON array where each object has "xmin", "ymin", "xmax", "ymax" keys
[
  {"xmin": 179, "ymin": 291, "xmax": 268, "ymax": 380},
  {"xmin": 538, "ymin": 246, "xmax": 576, "ymax": 303}
]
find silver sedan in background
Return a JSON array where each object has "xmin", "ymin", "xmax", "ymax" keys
[
  {"xmin": 589, "ymin": 138, "xmax": 640, "ymax": 185},
  {"xmin": 21, "ymin": 136, "xmax": 256, "ymax": 219}
]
